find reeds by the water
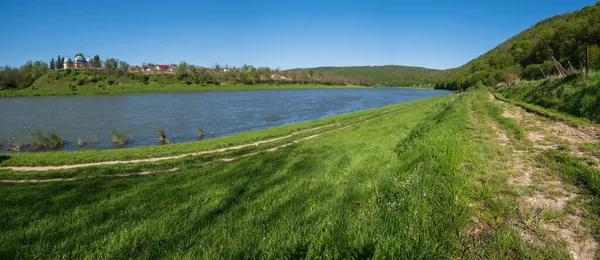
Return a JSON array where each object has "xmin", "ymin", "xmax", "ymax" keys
[
  {"xmin": 157, "ymin": 129, "xmax": 166, "ymax": 141},
  {"xmin": 77, "ymin": 138, "xmax": 85, "ymax": 147},
  {"xmin": 28, "ymin": 129, "xmax": 64, "ymax": 150},
  {"xmin": 111, "ymin": 130, "xmax": 128, "ymax": 145}
]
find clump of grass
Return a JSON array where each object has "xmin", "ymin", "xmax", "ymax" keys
[
  {"xmin": 28, "ymin": 129, "xmax": 64, "ymax": 150},
  {"xmin": 165, "ymin": 138, "xmax": 172, "ymax": 145},
  {"xmin": 197, "ymin": 128, "xmax": 204, "ymax": 137},
  {"xmin": 157, "ymin": 129, "xmax": 166, "ymax": 142},
  {"xmin": 77, "ymin": 138, "xmax": 85, "ymax": 147},
  {"xmin": 110, "ymin": 130, "xmax": 128, "ymax": 145},
  {"xmin": 89, "ymin": 135, "xmax": 99, "ymax": 144},
  {"xmin": 7, "ymin": 138, "xmax": 24, "ymax": 152}
]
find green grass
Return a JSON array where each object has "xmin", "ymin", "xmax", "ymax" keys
[
  {"xmin": 482, "ymin": 96, "xmax": 527, "ymax": 141},
  {"xmin": 0, "ymin": 89, "xmax": 581, "ymax": 258},
  {"xmin": 536, "ymin": 150, "xmax": 600, "ymax": 238},
  {"xmin": 580, "ymin": 142, "xmax": 600, "ymax": 158},
  {"xmin": 0, "ymin": 92, "xmax": 493, "ymax": 258},
  {"xmin": 0, "ymin": 83, "xmax": 368, "ymax": 97},
  {"xmin": 494, "ymin": 71, "xmax": 600, "ymax": 125},
  {"xmin": 493, "ymin": 92, "xmax": 590, "ymax": 127}
]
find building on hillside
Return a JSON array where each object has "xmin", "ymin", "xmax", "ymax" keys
[
  {"xmin": 156, "ymin": 64, "xmax": 171, "ymax": 71},
  {"xmin": 63, "ymin": 57, "xmax": 72, "ymax": 69},
  {"xmin": 270, "ymin": 74, "xmax": 291, "ymax": 80},
  {"xmin": 63, "ymin": 55, "xmax": 92, "ymax": 69}
]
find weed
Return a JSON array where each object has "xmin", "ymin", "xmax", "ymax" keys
[
  {"xmin": 7, "ymin": 138, "xmax": 25, "ymax": 152},
  {"xmin": 77, "ymin": 138, "xmax": 85, "ymax": 147},
  {"xmin": 157, "ymin": 129, "xmax": 166, "ymax": 141},
  {"xmin": 89, "ymin": 135, "xmax": 99, "ymax": 144},
  {"xmin": 110, "ymin": 130, "xmax": 128, "ymax": 145},
  {"xmin": 28, "ymin": 129, "xmax": 64, "ymax": 150},
  {"xmin": 197, "ymin": 128, "xmax": 204, "ymax": 137}
]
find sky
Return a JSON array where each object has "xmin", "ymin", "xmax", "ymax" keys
[{"xmin": 1, "ymin": 0, "xmax": 597, "ymax": 70}]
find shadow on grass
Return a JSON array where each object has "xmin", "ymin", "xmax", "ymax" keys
[
  {"xmin": 0, "ymin": 146, "xmax": 370, "ymax": 258},
  {"xmin": 0, "ymin": 155, "xmax": 9, "ymax": 164}
]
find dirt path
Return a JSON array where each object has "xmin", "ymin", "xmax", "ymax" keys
[{"xmin": 488, "ymin": 93, "xmax": 598, "ymax": 259}]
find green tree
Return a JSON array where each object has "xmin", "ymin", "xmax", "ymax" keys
[
  {"xmin": 104, "ymin": 58, "xmax": 118, "ymax": 70},
  {"xmin": 119, "ymin": 61, "xmax": 129, "ymax": 72},
  {"xmin": 74, "ymin": 53, "xmax": 84, "ymax": 58},
  {"xmin": 178, "ymin": 62, "xmax": 188, "ymax": 77},
  {"xmin": 50, "ymin": 58, "xmax": 55, "ymax": 70},
  {"xmin": 93, "ymin": 55, "xmax": 101, "ymax": 68}
]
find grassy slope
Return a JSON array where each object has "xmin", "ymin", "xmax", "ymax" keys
[
  {"xmin": 291, "ymin": 65, "xmax": 448, "ymax": 87},
  {"xmin": 494, "ymin": 71, "xmax": 600, "ymax": 124},
  {"xmin": 0, "ymin": 93, "xmax": 484, "ymax": 258},
  {"xmin": 0, "ymin": 82, "xmax": 365, "ymax": 97},
  {"xmin": 437, "ymin": 2, "xmax": 600, "ymax": 90}
]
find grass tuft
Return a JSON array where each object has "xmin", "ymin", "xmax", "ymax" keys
[{"xmin": 110, "ymin": 130, "xmax": 128, "ymax": 145}]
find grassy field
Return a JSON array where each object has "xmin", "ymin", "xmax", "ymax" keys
[
  {"xmin": 1, "ymin": 89, "xmax": 598, "ymax": 258},
  {"xmin": 0, "ymin": 83, "xmax": 367, "ymax": 97}
]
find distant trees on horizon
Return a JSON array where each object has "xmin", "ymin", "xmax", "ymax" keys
[{"xmin": 1, "ymin": 55, "xmax": 371, "ymax": 89}]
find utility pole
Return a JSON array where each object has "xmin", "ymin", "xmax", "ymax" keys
[{"xmin": 586, "ymin": 47, "xmax": 590, "ymax": 70}]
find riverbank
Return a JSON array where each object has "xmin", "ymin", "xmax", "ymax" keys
[
  {"xmin": 0, "ymin": 83, "xmax": 369, "ymax": 97},
  {"xmin": 1, "ymin": 89, "xmax": 599, "ymax": 258}
]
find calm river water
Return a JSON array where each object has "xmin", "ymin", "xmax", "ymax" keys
[{"xmin": 0, "ymin": 88, "xmax": 451, "ymax": 151}]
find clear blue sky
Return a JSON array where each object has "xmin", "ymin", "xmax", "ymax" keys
[{"xmin": 1, "ymin": 0, "xmax": 597, "ymax": 70}]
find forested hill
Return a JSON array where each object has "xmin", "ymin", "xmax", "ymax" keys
[
  {"xmin": 437, "ymin": 1, "xmax": 600, "ymax": 90},
  {"xmin": 291, "ymin": 65, "xmax": 448, "ymax": 88}
]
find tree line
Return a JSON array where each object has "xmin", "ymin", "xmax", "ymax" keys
[{"xmin": 1, "ymin": 56, "xmax": 371, "ymax": 90}]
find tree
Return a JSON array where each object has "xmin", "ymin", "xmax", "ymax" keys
[
  {"xmin": 93, "ymin": 55, "xmax": 101, "ymax": 68},
  {"xmin": 119, "ymin": 61, "xmax": 129, "ymax": 72},
  {"xmin": 75, "ymin": 53, "xmax": 84, "ymax": 58},
  {"xmin": 50, "ymin": 58, "xmax": 55, "ymax": 70},
  {"xmin": 104, "ymin": 58, "xmax": 118, "ymax": 70},
  {"xmin": 178, "ymin": 62, "xmax": 188, "ymax": 77}
]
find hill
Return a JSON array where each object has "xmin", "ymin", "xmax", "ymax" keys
[
  {"xmin": 437, "ymin": 1, "xmax": 600, "ymax": 90},
  {"xmin": 0, "ymin": 65, "xmax": 372, "ymax": 97},
  {"xmin": 291, "ymin": 65, "xmax": 448, "ymax": 88}
]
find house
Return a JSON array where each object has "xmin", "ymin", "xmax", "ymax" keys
[
  {"xmin": 270, "ymin": 74, "xmax": 291, "ymax": 80},
  {"xmin": 156, "ymin": 64, "xmax": 170, "ymax": 70}
]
